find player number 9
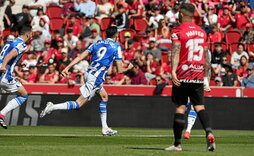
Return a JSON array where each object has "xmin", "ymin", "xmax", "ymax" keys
[{"xmin": 95, "ymin": 47, "xmax": 107, "ymax": 61}]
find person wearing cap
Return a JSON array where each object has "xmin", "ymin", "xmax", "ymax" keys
[
  {"xmin": 233, "ymin": 4, "xmax": 251, "ymax": 33},
  {"xmin": 217, "ymin": 5, "xmax": 235, "ymax": 32},
  {"xmin": 84, "ymin": 28, "xmax": 102, "ymax": 48},
  {"xmin": 242, "ymin": 23, "xmax": 254, "ymax": 44},
  {"xmin": 211, "ymin": 43, "xmax": 229, "ymax": 65},
  {"xmin": 143, "ymin": 37, "xmax": 161, "ymax": 62},
  {"xmin": 123, "ymin": 39, "xmax": 136, "ymax": 61},
  {"xmin": 74, "ymin": 0, "xmax": 96, "ymax": 18},
  {"xmin": 148, "ymin": 6, "xmax": 164, "ymax": 30},
  {"xmin": 3, "ymin": 0, "xmax": 15, "ymax": 29},
  {"xmin": 242, "ymin": 64, "xmax": 254, "ymax": 88},
  {"xmin": 65, "ymin": 15, "xmax": 82, "ymax": 37},
  {"xmin": 28, "ymin": 0, "xmax": 47, "ymax": 17},
  {"xmin": 31, "ymin": 7, "xmax": 49, "ymax": 28},
  {"xmin": 57, "ymin": 48, "xmax": 71, "ymax": 72},
  {"xmin": 31, "ymin": 26, "xmax": 47, "ymax": 52},
  {"xmin": 123, "ymin": 32, "xmax": 131, "ymax": 49},
  {"xmin": 54, "ymin": 37, "xmax": 65, "ymax": 60},
  {"xmin": 165, "ymin": 1, "xmax": 180, "ymax": 26},
  {"xmin": 112, "ymin": 4, "xmax": 129, "ymax": 32},
  {"xmin": 64, "ymin": 28, "xmax": 79, "ymax": 50},
  {"xmin": 221, "ymin": 63, "xmax": 238, "ymax": 86},
  {"xmin": 214, "ymin": 77, "xmax": 222, "ymax": 86},
  {"xmin": 12, "ymin": 5, "xmax": 31, "ymax": 31}
]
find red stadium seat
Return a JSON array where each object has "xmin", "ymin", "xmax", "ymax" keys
[
  {"xmin": 229, "ymin": 42, "xmax": 240, "ymax": 54},
  {"xmin": 149, "ymin": 78, "xmax": 156, "ymax": 85},
  {"xmin": 210, "ymin": 42, "xmax": 228, "ymax": 53},
  {"xmin": 210, "ymin": 80, "xmax": 216, "ymax": 86},
  {"xmin": 46, "ymin": 6, "xmax": 62, "ymax": 18},
  {"xmin": 225, "ymin": 31, "xmax": 242, "ymax": 44},
  {"xmin": 50, "ymin": 18, "xmax": 64, "ymax": 31},
  {"xmin": 248, "ymin": 43, "xmax": 254, "ymax": 52},
  {"xmin": 133, "ymin": 41, "xmax": 140, "ymax": 49},
  {"xmin": 100, "ymin": 17, "xmax": 114, "ymax": 31},
  {"xmin": 2, "ymin": 28, "xmax": 10, "ymax": 38},
  {"xmin": 119, "ymin": 29, "xmax": 136, "ymax": 43},
  {"xmin": 134, "ymin": 18, "xmax": 147, "ymax": 32},
  {"xmin": 101, "ymin": 30, "xmax": 107, "ymax": 39}
]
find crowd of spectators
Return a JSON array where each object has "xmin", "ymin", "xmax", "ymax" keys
[{"xmin": 1, "ymin": 0, "xmax": 254, "ymax": 88}]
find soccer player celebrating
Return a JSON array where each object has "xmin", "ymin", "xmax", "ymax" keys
[
  {"xmin": 40, "ymin": 26, "xmax": 133, "ymax": 136},
  {"xmin": 164, "ymin": 3, "xmax": 216, "ymax": 151},
  {"xmin": 0, "ymin": 27, "xmax": 33, "ymax": 129}
]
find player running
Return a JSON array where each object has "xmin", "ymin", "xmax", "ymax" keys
[
  {"xmin": 40, "ymin": 26, "xmax": 133, "ymax": 136},
  {"xmin": 0, "ymin": 27, "xmax": 32, "ymax": 129},
  {"xmin": 164, "ymin": 3, "xmax": 216, "ymax": 151}
]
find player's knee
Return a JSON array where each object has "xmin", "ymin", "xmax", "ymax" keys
[
  {"xmin": 99, "ymin": 101, "xmax": 108, "ymax": 113},
  {"xmin": 67, "ymin": 101, "xmax": 80, "ymax": 110},
  {"xmin": 194, "ymin": 105, "xmax": 205, "ymax": 112},
  {"xmin": 15, "ymin": 94, "xmax": 28, "ymax": 105}
]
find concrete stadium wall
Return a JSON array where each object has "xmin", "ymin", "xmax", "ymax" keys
[{"xmin": 0, "ymin": 94, "xmax": 253, "ymax": 130}]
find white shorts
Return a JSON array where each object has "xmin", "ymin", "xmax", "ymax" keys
[
  {"xmin": 80, "ymin": 72, "xmax": 103, "ymax": 100},
  {"xmin": 0, "ymin": 78, "xmax": 22, "ymax": 93}
]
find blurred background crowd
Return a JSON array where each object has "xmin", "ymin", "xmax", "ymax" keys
[{"xmin": 0, "ymin": 0, "xmax": 254, "ymax": 88}]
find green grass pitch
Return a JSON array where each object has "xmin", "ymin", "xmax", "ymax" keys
[{"xmin": 0, "ymin": 126, "xmax": 253, "ymax": 156}]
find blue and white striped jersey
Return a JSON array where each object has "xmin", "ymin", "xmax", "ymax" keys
[
  {"xmin": 86, "ymin": 38, "xmax": 122, "ymax": 86},
  {"xmin": 0, "ymin": 37, "xmax": 27, "ymax": 82}
]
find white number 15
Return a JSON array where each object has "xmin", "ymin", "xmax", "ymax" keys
[{"xmin": 186, "ymin": 39, "xmax": 204, "ymax": 61}]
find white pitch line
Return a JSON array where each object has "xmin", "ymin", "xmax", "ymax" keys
[{"xmin": 0, "ymin": 134, "xmax": 206, "ymax": 137}]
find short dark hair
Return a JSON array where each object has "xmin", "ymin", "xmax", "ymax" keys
[
  {"xmin": 238, "ymin": 43, "xmax": 244, "ymax": 48},
  {"xmin": 106, "ymin": 26, "xmax": 118, "ymax": 38},
  {"xmin": 117, "ymin": 4, "xmax": 124, "ymax": 9},
  {"xmin": 20, "ymin": 26, "xmax": 32, "ymax": 35},
  {"xmin": 180, "ymin": 3, "xmax": 195, "ymax": 16}
]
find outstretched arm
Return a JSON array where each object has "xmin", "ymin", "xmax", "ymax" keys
[
  {"xmin": 61, "ymin": 50, "xmax": 89, "ymax": 77},
  {"xmin": 171, "ymin": 42, "xmax": 181, "ymax": 86}
]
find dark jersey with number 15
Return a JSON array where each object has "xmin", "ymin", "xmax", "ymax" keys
[{"xmin": 171, "ymin": 22, "xmax": 207, "ymax": 83}]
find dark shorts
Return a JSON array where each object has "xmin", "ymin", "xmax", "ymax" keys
[{"xmin": 172, "ymin": 83, "xmax": 204, "ymax": 106}]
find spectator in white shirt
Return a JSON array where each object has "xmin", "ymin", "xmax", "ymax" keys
[
  {"xmin": 231, "ymin": 43, "xmax": 249, "ymax": 68},
  {"xmin": 31, "ymin": 7, "xmax": 49, "ymax": 27},
  {"xmin": 148, "ymin": 7, "xmax": 164, "ymax": 30},
  {"xmin": 165, "ymin": 1, "xmax": 180, "ymax": 27},
  {"xmin": 64, "ymin": 29, "xmax": 79, "ymax": 50}
]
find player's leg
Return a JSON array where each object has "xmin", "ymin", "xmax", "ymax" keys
[
  {"xmin": 98, "ymin": 88, "xmax": 117, "ymax": 136},
  {"xmin": 184, "ymin": 105, "xmax": 197, "ymax": 139},
  {"xmin": 165, "ymin": 84, "xmax": 188, "ymax": 151},
  {"xmin": 0, "ymin": 85, "xmax": 28, "ymax": 129},
  {"xmin": 190, "ymin": 84, "xmax": 215, "ymax": 151},
  {"xmin": 40, "ymin": 94, "xmax": 88, "ymax": 118},
  {"xmin": 40, "ymin": 74, "xmax": 97, "ymax": 117}
]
